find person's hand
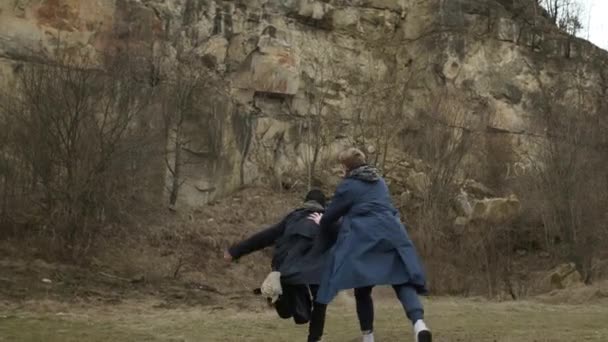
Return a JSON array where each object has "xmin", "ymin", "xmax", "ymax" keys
[
  {"xmin": 223, "ymin": 250, "xmax": 233, "ymax": 262},
  {"xmin": 308, "ymin": 212, "xmax": 323, "ymax": 225}
]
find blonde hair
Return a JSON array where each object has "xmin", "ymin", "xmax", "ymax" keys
[{"xmin": 338, "ymin": 147, "xmax": 366, "ymax": 171}]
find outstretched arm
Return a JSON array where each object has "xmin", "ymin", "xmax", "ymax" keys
[
  {"xmin": 319, "ymin": 181, "xmax": 353, "ymax": 229},
  {"xmin": 227, "ymin": 219, "xmax": 286, "ymax": 260}
]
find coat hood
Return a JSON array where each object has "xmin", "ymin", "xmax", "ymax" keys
[{"xmin": 301, "ymin": 200, "xmax": 325, "ymax": 211}]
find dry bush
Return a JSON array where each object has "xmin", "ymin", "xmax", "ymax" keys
[
  {"xmin": 524, "ymin": 68, "xmax": 608, "ymax": 283},
  {"xmin": 159, "ymin": 54, "xmax": 229, "ymax": 206},
  {"xmin": 402, "ymin": 90, "xmax": 506, "ymax": 295},
  {"xmin": 348, "ymin": 57, "xmax": 423, "ymax": 176},
  {"xmin": 408, "ymin": 90, "xmax": 484, "ymax": 234},
  {"xmin": 287, "ymin": 37, "xmax": 346, "ymax": 190},
  {"xmin": 538, "ymin": 0, "xmax": 582, "ymax": 32},
  {"xmin": 497, "ymin": 59, "xmax": 608, "ymax": 285},
  {"xmin": 0, "ymin": 50, "xmax": 159, "ymax": 260}
]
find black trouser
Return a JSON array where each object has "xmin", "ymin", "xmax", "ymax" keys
[
  {"xmin": 354, "ymin": 284, "xmax": 424, "ymax": 332},
  {"xmin": 274, "ymin": 284, "xmax": 327, "ymax": 342},
  {"xmin": 308, "ymin": 285, "xmax": 327, "ymax": 342}
]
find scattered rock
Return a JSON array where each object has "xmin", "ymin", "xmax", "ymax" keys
[
  {"xmin": 548, "ymin": 263, "xmax": 583, "ymax": 290},
  {"xmin": 496, "ymin": 18, "xmax": 519, "ymax": 43},
  {"xmin": 332, "ymin": 8, "xmax": 361, "ymax": 31},
  {"xmin": 399, "ymin": 190, "xmax": 412, "ymax": 207},
  {"xmin": 41, "ymin": 278, "xmax": 52, "ymax": 284},
  {"xmin": 194, "ymin": 35, "xmax": 228, "ymax": 69},
  {"xmin": 464, "ymin": 179, "xmax": 495, "ymax": 198},
  {"xmin": 397, "ymin": 160, "xmax": 411, "ymax": 168},
  {"xmin": 454, "ymin": 189, "xmax": 473, "ymax": 217},
  {"xmin": 297, "ymin": 0, "xmax": 333, "ymax": 20},
  {"xmin": 406, "ymin": 172, "xmax": 430, "ymax": 197},
  {"xmin": 412, "ymin": 159, "xmax": 427, "ymax": 173},
  {"xmin": 130, "ymin": 275, "xmax": 145, "ymax": 284},
  {"xmin": 232, "ymin": 26, "xmax": 300, "ymax": 96},
  {"xmin": 470, "ymin": 194, "xmax": 521, "ymax": 224},
  {"xmin": 454, "ymin": 216, "xmax": 469, "ymax": 229}
]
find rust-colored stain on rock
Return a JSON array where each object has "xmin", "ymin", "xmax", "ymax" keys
[
  {"xmin": 36, "ymin": 0, "xmax": 81, "ymax": 32},
  {"xmin": 277, "ymin": 52, "xmax": 296, "ymax": 67}
]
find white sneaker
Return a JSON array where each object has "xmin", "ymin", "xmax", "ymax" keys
[
  {"xmin": 414, "ymin": 320, "xmax": 432, "ymax": 342},
  {"xmin": 362, "ymin": 331, "xmax": 375, "ymax": 342}
]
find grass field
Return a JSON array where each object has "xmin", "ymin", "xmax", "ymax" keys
[{"xmin": 1, "ymin": 294, "xmax": 607, "ymax": 342}]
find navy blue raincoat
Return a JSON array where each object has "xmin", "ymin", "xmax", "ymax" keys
[{"xmin": 316, "ymin": 165, "xmax": 428, "ymax": 304}]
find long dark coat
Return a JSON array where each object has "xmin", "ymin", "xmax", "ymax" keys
[
  {"xmin": 228, "ymin": 202, "xmax": 335, "ymax": 285},
  {"xmin": 316, "ymin": 165, "xmax": 428, "ymax": 304},
  {"xmin": 228, "ymin": 202, "xmax": 336, "ymax": 324}
]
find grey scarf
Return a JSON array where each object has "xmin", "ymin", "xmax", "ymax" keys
[{"xmin": 347, "ymin": 165, "xmax": 381, "ymax": 182}]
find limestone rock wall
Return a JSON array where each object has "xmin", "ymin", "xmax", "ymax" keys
[{"xmin": 1, "ymin": 0, "xmax": 607, "ymax": 206}]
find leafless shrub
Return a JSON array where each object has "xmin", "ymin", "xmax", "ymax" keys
[
  {"xmin": 411, "ymin": 91, "xmax": 485, "ymax": 227},
  {"xmin": 405, "ymin": 90, "xmax": 493, "ymax": 294},
  {"xmin": 287, "ymin": 37, "xmax": 346, "ymax": 190},
  {"xmin": 159, "ymin": 54, "xmax": 229, "ymax": 207},
  {"xmin": 523, "ymin": 64, "xmax": 608, "ymax": 283},
  {"xmin": 538, "ymin": 0, "xmax": 583, "ymax": 32},
  {"xmin": 0, "ymin": 49, "xmax": 158, "ymax": 260}
]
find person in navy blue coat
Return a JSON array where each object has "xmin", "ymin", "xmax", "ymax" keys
[{"xmin": 308, "ymin": 147, "xmax": 432, "ymax": 342}]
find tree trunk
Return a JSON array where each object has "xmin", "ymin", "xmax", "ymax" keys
[
  {"xmin": 169, "ymin": 127, "xmax": 182, "ymax": 206},
  {"xmin": 309, "ymin": 143, "xmax": 320, "ymax": 190},
  {"xmin": 239, "ymin": 115, "xmax": 253, "ymax": 187}
]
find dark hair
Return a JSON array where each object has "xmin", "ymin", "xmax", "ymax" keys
[{"xmin": 304, "ymin": 189, "xmax": 326, "ymax": 207}]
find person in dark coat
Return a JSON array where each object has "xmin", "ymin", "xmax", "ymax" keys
[
  {"xmin": 224, "ymin": 189, "xmax": 334, "ymax": 342},
  {"xmin": 308, "ymin": 148, "xmax": 432, "ymax": 342}
]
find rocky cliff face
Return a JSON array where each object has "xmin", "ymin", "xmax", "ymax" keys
[{"xmin": 1, "ymin": 0, "xmax": 607, "ymax": 206}]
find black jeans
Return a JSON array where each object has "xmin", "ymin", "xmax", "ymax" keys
[
  {"xmin": 308, "ymin": 285, "xmax": 327, "ymax": 342},
  {"xmin": 354, "ymin": 284, "xmax": 424, "ymax": 332},
  {"xmin": 274, "ymin": 284, "xmax": 326, "ymax": 342}
]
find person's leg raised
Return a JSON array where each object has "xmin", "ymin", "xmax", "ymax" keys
[{"xmin": 393, "ymin": 284, "xmax": 432, "ymax": 342}]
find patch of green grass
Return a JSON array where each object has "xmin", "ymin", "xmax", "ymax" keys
[{"xmin": 2, "ymin": 297, "xmax": 608, "ymax": 341}]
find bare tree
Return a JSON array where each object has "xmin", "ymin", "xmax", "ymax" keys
[
  {"xmin": 160, "ymin": 57, "xmax": 225, "ymax": 207},
  {"xmin": 539, "ymin": 0, "xmax": 574, "ymax": 25},
  {"xmin": 405, "ymin": 90, "xmax": 490, "ymax": 294},
  {"xmin": 521, "ymin": 60, "xmax": 608, "ymax": 283},
  {"xmin": 0, "ymin": 49, "xmax": 155, "ymax": 258},
  {"xmin": 538, "ymin": 0, "xmax": 583, "ymax": 33},
  {"xmin": 287, "ymin": 38, "xmax": 344, "ymax": 190},
  {"xmin": 410, "ymin": 90, "xmax": 485, "ymax": 226}
]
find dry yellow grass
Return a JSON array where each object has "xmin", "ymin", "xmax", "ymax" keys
[{"xmin": 1, "ymin": 293, "xmax": 607, "ymax": 342}]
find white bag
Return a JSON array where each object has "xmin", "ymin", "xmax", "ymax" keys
[{"xmin": 260, "ymin": 271, "xmax": 282, "ymax": 304}]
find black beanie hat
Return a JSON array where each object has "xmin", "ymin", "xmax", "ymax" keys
[{"xmin": 304, "ymin": 189, "xmax": 326, "ymax": 207}]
